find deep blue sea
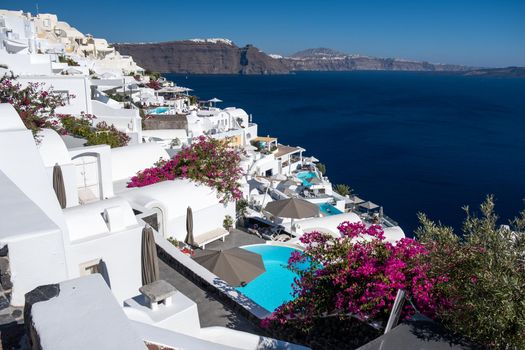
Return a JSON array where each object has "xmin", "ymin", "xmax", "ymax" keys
[{"xmin": 165, "ymin": 72, "xmax": 525, "ymax": 235}]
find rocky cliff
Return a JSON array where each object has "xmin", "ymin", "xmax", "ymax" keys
[
  {"xmin": 114, "ymin": 40, "xmax": 289, "ymax": 75},
  {"xmin": 114, "ymin": 42, "xmax": 473, "ymax": 74}
]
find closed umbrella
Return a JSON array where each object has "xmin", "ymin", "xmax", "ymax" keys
[
  {"xmin": 141, "ymin": 225, "xmax": 159, "ymax": 286},
  {"xmin": 192, "ymin": 248, "xmax": 265, "ymax": 286},
  {"xmin": 185, "ymin": 206, "xmax": 195, "ymax": 246},
  {"xmin": 264, "ymin": 197, "xmax": 320, "ymax": 234},
  {"xmin": 53, "ymin": 163, "xmax": 67, "ymax": 209}
]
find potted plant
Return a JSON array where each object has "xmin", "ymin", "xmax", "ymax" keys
[{"xmin": 223, "ymin": 215, "xmax": 234, "ymax": 232}]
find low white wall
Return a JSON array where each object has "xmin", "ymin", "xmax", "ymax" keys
[
  {"xmin": 132, "ymin": 321, "xmax": 239, "ymax": 350},
  {"xmin": 8, "ymin": 229, "xmax": 68, "ymax": 306},
  {"xmin": 167, "ymin": 202, "xmax": 234, "ymax": 241},
  {"xmin": 0, "ymin": 52, "xmax": 53, "ymax": 76},
  {"xmin": 17, "ymin": 76, "xmax": 92, "ymax": 115},
  {"xmin": 68, "ymin": 225, "xmax": 142, "ymax": 304},
  {"xmin": 111, "ymin": 143, "xmax": 169, "ymax": 182}
]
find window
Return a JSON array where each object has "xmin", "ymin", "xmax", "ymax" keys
[
  {"xmin": 79, "ymin": 258, "xmax": 101, "ymax": 276},
  {"xmin": 43, "ymin": 19, "xmax": 50, "ymax": 28}
]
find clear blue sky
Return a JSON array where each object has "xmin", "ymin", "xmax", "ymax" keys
[{"xmin": 4, "ymin": 0, "xmax": 524, "ymax": 67}]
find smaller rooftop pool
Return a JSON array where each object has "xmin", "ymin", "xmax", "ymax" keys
[
  {"xmin": 296, "ymin": 171, "xmax": 317, "ymax": 187},
  {"xmin": 319, "ymin": 203, "xmax": 343, "ymax": 216},
  {"xmin": 147, "ymin": 107, "xmax": 170, "ymax": 115},
  {"xmin": 236, "ymin": 244, "xmax": 309, "ymax": 312}
]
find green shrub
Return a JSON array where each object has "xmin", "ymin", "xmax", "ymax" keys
[
  {"xmin": 223, "ymin": 215, "xmax": 234, "ymax": 231},
  {"xmin": 58, "ymin": 115, "xmax": 130, "ymax": 148},
  {"xmin": 58, "ymin": 55, "xmax": 79, "ymax": 66},
  {"xmin": 417, "ymin": 196, "xmax": 525, "ymax": 349},
  {"xmin": 316, "ymin": 162, "xmax": 326, "ymax": 175},
  {"xmin": 334, "ymin": 183, "xmax": 351, "ymax": 196},
  {"xmin": 86, "ymin": 121, "xmax": 130, "ymax": 148}
]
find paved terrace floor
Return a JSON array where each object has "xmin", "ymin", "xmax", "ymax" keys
[{"xmin": 158, "ymin": 229, "xmax": 265, "ymax": 334}]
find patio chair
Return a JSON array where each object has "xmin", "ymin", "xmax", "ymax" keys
[
  {"xmin": 272, "ymin": 234, "xmax": 291, "ymax": 242},
  {"xmin": 247, "ymin": 227, "xmax": 263, "ymax": 239}
]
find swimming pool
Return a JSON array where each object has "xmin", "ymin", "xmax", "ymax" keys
[
  {"xmin": 147, "ymin": 107, "xmax": 169, "ymax": 114},
  {"xmin": 319, "ymin": 203, "xmax": 343, "ymax": 216},
  {"xmin": 296, "ymin": 171, "xmax": 318, "ymax": 187},
  {"xmin": 236, "ymin": 244, "xmax": 308, "ymax": 312}
]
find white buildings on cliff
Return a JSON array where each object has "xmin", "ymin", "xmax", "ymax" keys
[{"xmin": 0, "ymin": 8, "xmax": 405, "ymax": 350}]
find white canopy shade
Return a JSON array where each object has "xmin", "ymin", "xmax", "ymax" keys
[{"xmin": 360, "ymin": 201, "xmax": 379, "ymax": 210}]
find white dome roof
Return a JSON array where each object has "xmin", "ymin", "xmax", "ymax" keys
[
  {"xmin": 118, "ymin": 179, "xmax": 223, "ymax": 222},
  {"xmin": 37, "ymin": 128, "xmax": 71, "ymax": 167}
]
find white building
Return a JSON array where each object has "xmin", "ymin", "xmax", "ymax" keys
[{"xmin": 0, "ymin": 103, "xmax": 306, "ymax": 349}]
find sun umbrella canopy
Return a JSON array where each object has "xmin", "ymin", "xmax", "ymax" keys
[
  {"xmin": 192, "ymin": 248, "xmax": 265, "ymax": 286},
  {"xmin": 53, "ymin": 163, "xmax": 67, "ymax": 209},
  {"xmin": 208, "ymin": 97, "xmax": 223, "ymax": 103},
  {"xmin": 348, "ymin": 195, "xmax": 365, "ymax": 205},
  {"xmin": 360, "ymin": 201, "xmax": 379, "ymax": 210},
  {"xmin": 264, "ymin": 197, "xmax": 320, "ymax": 219},
  {"xmin": 141, "ymin": 226, "xmax": 159, "ymax": 286}
]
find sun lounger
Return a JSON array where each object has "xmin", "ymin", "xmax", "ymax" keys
[
  {"xmin": 271, "ymin": 234, "xmax": 291, "ymax": 242},
  {"xmin": 193, "ymin": 228, "xmax": 230, "ymax": 249}
]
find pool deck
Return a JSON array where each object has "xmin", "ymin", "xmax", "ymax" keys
[{"xmin": 158, "ymin": 228, "xmax": 265, "ymax": 334}]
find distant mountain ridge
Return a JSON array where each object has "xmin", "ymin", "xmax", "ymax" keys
[
  {"xmin": 463, "ymin": 67, "xmax": 525, "ymax": 77},
  {"xmin": 115, "ymin": 40, "xmax": 520, "ymax": 75},
  {"xmin": 284, "ymin": 47, "xmax": 470, "ymax": 72}
]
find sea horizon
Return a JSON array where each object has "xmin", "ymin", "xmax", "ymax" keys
[{"xmin": 167, "ymin": 71, "xmax": 525, "ymax": 234}]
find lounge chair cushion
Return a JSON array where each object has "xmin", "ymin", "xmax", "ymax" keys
[{"xmin": 194, "ymin": 228, "xmax": 229, "ymax": 247}]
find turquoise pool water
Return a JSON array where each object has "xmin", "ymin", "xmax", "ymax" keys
[
  {"xmin": 147, "ymin": 107, "xmax": 169, "ymax": 114},
  {"xmin": 319, "ymin": 203, "xmax": 343, "ymax": 216},
  {"xmin": 296, "ymin": 171, "xmax": 317, "ymax": 187},
  {"xmin": 236, "ymin": 245, "xmax": 308, "ymax": 312}
]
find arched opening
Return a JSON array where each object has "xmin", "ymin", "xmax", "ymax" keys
[
  {"xmin": 150, "ymin": 206, "xmax": 165, "ymax": 237},
  {"xmin": 72, "ymin": 152, "xmax": 103, "ymax": 204}
]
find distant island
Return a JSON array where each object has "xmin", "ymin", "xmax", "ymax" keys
[
  {"xmin": 463, "ymin": 66, "xmax": 525, "ymax": 78},
  {"xmin": 114, "ymin": 40, "xmax": 523, "ymax": 76}
]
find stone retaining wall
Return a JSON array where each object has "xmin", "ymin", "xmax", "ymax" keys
[{"xmin": 143, "ymin": 115, "xmax": 188, "ymax": 130}]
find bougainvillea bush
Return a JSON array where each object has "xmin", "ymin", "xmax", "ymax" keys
[
  {"xmin": 0, "ymin": 75, "xmax": 70, "ymax": 136},
  {"xmin": 416, "ymin": 196, "xmax": 525, "ymax": 350},
  {"xmin": 0, "ymin": 75, "xmax": 129, "ymax": 148},
  {"xmin": 263, "ymin": 222, "xmax": 447, "ymax": 331},
  {"xmin": 128, "ymin": 136, "xmax": 243, "ymax": 202},
  {"xmin": 264, "ymin": 197, "xmax": 525, "ymax": 350}
]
